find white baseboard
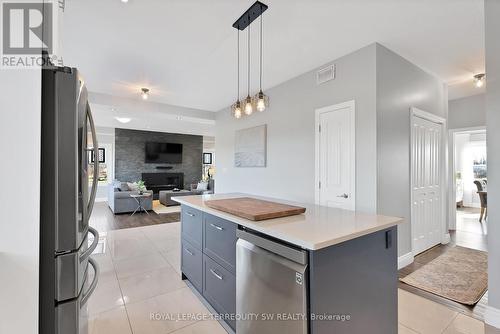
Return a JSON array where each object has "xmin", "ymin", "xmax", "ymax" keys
[
  {"xmin": 485, "ymin": 305, "xmax": 500, "ymax": 329},
  {"xmin": 441, "ymin": 233, "xmax": 451, "ymax": 244},
  {"xmin": 95, "ymin": 198, "xmax": 107, "ymax": 203},
  {"xmin": 398, "ymin": 252, "xmax": 414, "ymax": 269},
  {"xmin": 463, "ymin": 202, "xmax": 481, "ymax": 209}
]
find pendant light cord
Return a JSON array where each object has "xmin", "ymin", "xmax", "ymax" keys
[
  {"xmin": 237, "ymin": 29, "xmax": 240, "ymax": 100},
  {"xmin": 247, "ymin": 21, "xmax": 251, "ymax": 96},
  {"xmin": 260, "ymin": 13, "xmax": 263, "ymax": 90}
]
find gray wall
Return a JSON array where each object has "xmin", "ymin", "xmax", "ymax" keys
[
  {"xmin": 448, "ymin": 94, "xmax": 486, "ymax": 129},
  {"xmin": 214, "ymin": 43, "xmax": 447, "ymax": 259},
  {"xmin": 115, "ymin": 128, "xmax": 203, "ymax": 189},
  {"xmin": 215, "ymin": 44, "xmax": 378, "ymax": 211},
  {"xmin": 486, "ymin": 0, "xmax": 500, "ymax": 314},
  {"xmin": 376, "ymin": 44, "xmax": 448, "ymax": 257}
]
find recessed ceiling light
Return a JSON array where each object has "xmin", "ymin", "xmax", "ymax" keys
[
  {"xmin": 473, "ymin": 73, "xmax": 485, "ymax": 88},
  {"xmin": 121, "ymin": 0, "xmax": 129, "ymax": 3},
  {"xmin": 115, "ymin": 117, "xmax": 131, "ymax": 123},
  {"xmin": 141, "ymin": 87, "xmax": 150, "ymax": 100}
]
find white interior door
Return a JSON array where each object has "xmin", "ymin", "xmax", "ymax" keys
[
  {"xmin": 316, "ymin": 101, "xmax": 355, "ymax": 210},
  {"xmin": 411, "ymin": 114, "xmax": 443, "ymax": 255}
]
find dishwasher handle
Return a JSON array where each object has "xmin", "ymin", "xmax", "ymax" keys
[{"xmin": 236, "ymin": 229, "xmax": 308, "ymax": 265}]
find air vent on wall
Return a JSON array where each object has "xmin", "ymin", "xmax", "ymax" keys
[{"xmin": 316, "ymin": 64, "xmax": 336, "ymax": 85}]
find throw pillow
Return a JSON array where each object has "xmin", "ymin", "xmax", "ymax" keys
[
  {"xmin": 127, "ymin": 182, "xmax": 139, "ymax": 191},
  {"xmin": 120, "ymin": 182, "xmax": 130, "ymax": 191},
  {"xmin": 197, "ymin": 181, "xmax": 208, "ymax": 191}
]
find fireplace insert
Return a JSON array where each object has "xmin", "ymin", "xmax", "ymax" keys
[{"xmin": 142, "ymin": 172, "xmax": 184, "ymax": 199}]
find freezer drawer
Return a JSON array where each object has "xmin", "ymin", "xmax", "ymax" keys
[
  {"xmin": 55, "ymin": 257, "xmax": 99, "ymax": 334},
  {"xmin": 236, "ymin": 231, "xmax": 308, "ymax": 334},
  {"xmin": 56, "ymin": 227, "xmax": 99, "ymax": 301}
]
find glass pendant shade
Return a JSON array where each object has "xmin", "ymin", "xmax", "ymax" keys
[
  {"xmin": 254, "ymin": 90, "xmax": 269, "ymax": 112},
  {"xmin": 244, "ymin": 95, "xmax": 253, "ymax": 115},
  {"xmin": 231, "ymin": 100, "xmax": 242, "ymax": 119},
  {"xmin": 474, "ymin": 73, "xmax": 485, "ymax": 88}
]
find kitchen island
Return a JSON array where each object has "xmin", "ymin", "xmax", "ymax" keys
[{"xmin": 173, "ymin": 193, "xmax": 403, "ymax": 334}]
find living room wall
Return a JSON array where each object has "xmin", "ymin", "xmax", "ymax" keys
[{"xmin": 114, "ymin": 128, "xmax": 203, "ymax": 189}]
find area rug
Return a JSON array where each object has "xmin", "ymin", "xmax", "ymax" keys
[
  {"xmin": 400, "ymin": 246, "xmax": 487, "ymax": 305},
  {"xmin": 153, "ymin": 200, "xmax": 181, "ymax": 214}
]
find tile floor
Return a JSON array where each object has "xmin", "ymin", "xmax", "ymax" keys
[{"xmin": 88, "ymin": 222, "xmax": 499, "ymax": 334}]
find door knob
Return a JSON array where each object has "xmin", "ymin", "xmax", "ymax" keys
[{"xmin": 337, "ymin": 193, "xmax": 349, "ymax": 199}]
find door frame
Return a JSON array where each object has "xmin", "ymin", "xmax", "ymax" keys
[
  {"xmin": 410, "ymin": 107, "xmax": 449, "ymax": 256},
  {"xmin": 447, "ymin": 126, "xmax": 487, "ymax": 230},
  {"xmin": 314, "ymin": 100, "xmax": 356, "ymax": 209}
]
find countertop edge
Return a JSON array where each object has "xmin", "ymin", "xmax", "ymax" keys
[{"xmin": 173, "ymin": 196, "xmax": 403, "ymax": 251}]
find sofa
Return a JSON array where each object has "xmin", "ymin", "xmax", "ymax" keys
[
  {"xmin": 108, "ymin": 182, "xmax": 153, "ymax": 214},
  {"xmin": 159, "ymin": 179, "xmax": 215, "ymax": 206}
]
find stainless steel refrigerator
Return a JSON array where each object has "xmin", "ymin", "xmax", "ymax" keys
[{"xmin": 40, "ymin": 62, "xmax": 100, "ymax": 334}]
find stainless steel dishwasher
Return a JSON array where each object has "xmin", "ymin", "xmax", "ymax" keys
[{"xmin": 236, "ymin": 228, "xmax": 308, "ymax": 334}]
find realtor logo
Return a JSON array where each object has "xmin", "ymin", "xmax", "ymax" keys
[{"xmin": 2, "ymin": 2, "xmax": 52, "ymax": 54}]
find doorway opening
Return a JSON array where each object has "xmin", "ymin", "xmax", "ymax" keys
[{"xmin": 450, "ymin": 128, "xmax": 488, "ymax": 252}]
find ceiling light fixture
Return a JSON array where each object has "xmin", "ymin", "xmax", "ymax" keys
[
  {"xmin": 121, "ymin": 0, "xmax": 129, "ymax": 3},
  {"xmin": 473, "ymin": 73, "xmax": 485, "ymax": 88},
  {"xmin": 231, "ymin": 1, "xmax": 268, "ymax": 120},
  {"xmin": 115, "ymin": 117, "xmax": 131, "ymax": 124},
  {"xmin": 141, "ymin": 87, "xmax": 150, "ymax": 100},
  {"xmin": 254, "ymin": 13, "xmax": 269, "ymax": 112}
]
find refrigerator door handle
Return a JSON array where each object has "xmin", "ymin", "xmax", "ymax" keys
[
  {"xmin": 86, "ymin": 103, "xmax": 99, "ymax": 220},
  {"xmin": 80, "ymin": 227, "xmax": 99, "ymax": 263},
  {"xmin": 80, "ymin": 257, "xmax": 99, "ymax": 308}
]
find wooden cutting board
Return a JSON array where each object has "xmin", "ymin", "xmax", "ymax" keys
[{"xmin": 204, "ymin": 197, "xmax": 306, "ymax": 221}]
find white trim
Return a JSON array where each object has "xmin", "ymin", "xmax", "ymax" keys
[
  {"xmin": 315, "ymin": 100, "xmax": 356, "ymax": 210},
  {"xmin": 441, "ymin": 233, "xmax": 451, "ymax": 245},
  {"xmin": 449, "ymin": 125, "xmax": 486, "ymax": 133},
  {"xmin": 398, "ymin": 252, "xmax": 414, "ymax": 269},
  {"xmin": 95, "ymin": 198, "xmax": 107, "ymax": 203},
  {"xmin": 410, "ymin": 107, "xmax": 447, "ymax": 255},
  {"xmin": 485, "ymin": 306, "xmax": 500, "ymax": 329},
  {"xmin": 448, "ymin": 129, "xmax": 457, "ymax": 230},
  {"xmin": 463, "ymin": 202, "xmax": 481, "ymax": 209},
  {"xmin": 411, "ymin": 107, "xmax": 446, "ymax": 124}
]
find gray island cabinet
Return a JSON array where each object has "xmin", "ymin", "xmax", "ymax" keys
[{"xmin": 173, "ymin": 194, "xmax": 403, "ymax": 334}]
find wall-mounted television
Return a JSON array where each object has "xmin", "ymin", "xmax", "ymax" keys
[{"xmin": 145, "ymin": 142, "xmax": 183, "ymax": 163}]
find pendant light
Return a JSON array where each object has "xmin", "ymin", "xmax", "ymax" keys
[
  {"xmin": 254, "ymin": 13, "xmax": 269, "ymax": 112},
  {"xmin": 231, "ymin": 1, "xmax": 268, "ymax": 120},
  {"xmin": 141, "ymin": 87, "xmax": 150, "ymax": 100},
  {"xmin": 244, "ymin": 23, "xmax": 253, "ymax": 115},
  {"xmin": 231, "ymin": 30, "xmax": 242, "ymax": 119}
]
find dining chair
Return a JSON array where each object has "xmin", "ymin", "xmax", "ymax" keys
[{"xmin": 474, "ymin": 180, "xmax": 487, "ymax": 222}]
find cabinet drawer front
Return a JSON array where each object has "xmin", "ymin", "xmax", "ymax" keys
[
  {"xmin": 203, "ymin": 255, "xmax": 236, "ymax": 330},
  {"xmin": 181, "ymin": 239, "xmax": 203, "ymax": 293},
  {"xmin": 203, "ymin": 214, "xmax": 237, "ymax": 274},
  {"xmin": 181, "ymin": 206, "xmax": 202, "ymax": 249}
]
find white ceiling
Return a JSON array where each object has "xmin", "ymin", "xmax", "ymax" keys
[
  {"xmin": 89, "ymin": 92, "xmax": 216, "ymax": 136},
  {"xmin": 63, "ymin": 0, "xmax": 485, "ymax": 111}
]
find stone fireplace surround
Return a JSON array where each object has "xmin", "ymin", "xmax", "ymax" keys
[{"xmin": 114, "ymin": 128, "xmax": 203, "ymax": 192}]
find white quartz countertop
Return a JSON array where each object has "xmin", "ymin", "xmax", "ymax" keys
[{"xmin": 173, "ymin": 193, "xmax": 403, "ymax": 250}]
